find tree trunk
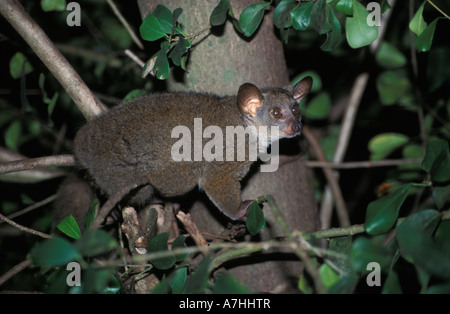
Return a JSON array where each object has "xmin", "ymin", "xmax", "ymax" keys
[{"xmin": 137, "ymin": 0, "xmax": 319, "ymax": 292}]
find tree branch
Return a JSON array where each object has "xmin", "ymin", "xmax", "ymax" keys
[
  {"xmin": 0, "ymin": 147, "xmax": 68, "ymax": 183},
  {"xmin": 303, "ymin": 127, "xmax": 351, "ymax": 228},
  {"xmin": 0, "ymin": 259, "xmax": 32, "ymax": 287},
  {"xmin": 306, "ymin": 158, "xmax": 422, "ymax": 169},
  {"xmin": 308, "ymin": 209, "xmax": 450, "ymax": 240},
  {"xmin": 0, "ymin": 0, "xmax": 108, "ymax": 120},
  {"xmin": 255, "ymin": 194, "xmax": 328, "ymax": 294},
  {"xmin": 0, "ymin": 155, "xmax": 75, "ymax": 175},
  {"xmin": 106, "ymin": 0, "xmax": 144, "ymax": 50},
  {"xmin": 0, "ymin": 212, "xmax": 52, "ymax": 239},
  {"xmin": 0, "ymin": 194, "xmax": 57, "ymax": 224},
  {"xmin": 318, "ymin": 1, "xmax": 397, "ymax": 229}
]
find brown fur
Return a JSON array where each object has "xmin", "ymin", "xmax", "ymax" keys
[{"xmin": 73, "ymin": 78, "xmax": 312, "ymax": 220}]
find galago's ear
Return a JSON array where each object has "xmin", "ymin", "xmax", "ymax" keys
[
  {"xmin": 237, "ymin": 83, "xmax": 263, "ymax": 117},
  {"xmin": 292, "ymin": 76, "xmax": 313, "ymax": 101}
]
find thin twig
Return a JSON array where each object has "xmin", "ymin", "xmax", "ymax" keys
[
  {"xmin": 124, "ymin": 49, "xmax": 145, "ymax": 68},
  {"xmin": 409, "ymin": 0, "xmax": 427, "ymax": 151},
  {"xmin": 306, "ymin": 158, "xmax": 422, "ymax": 169},
  {"xmin": 255, "ymin": 195, "xmax": 328, "ymax": 294},
  {"xmin": 0, "ymin": 155, "xmax": 75, "ymax": 175},
  {"xmin": 91, "ymin": 182, "xmax": 144, "ymax": 229},
  {"xmin": 0, "ymin": 194, "xmax": 57, "ymax": 224},
  {"xmin": 0, "ymin": 259, "xmax": 32, "ymax": 287},
  {"xmin": 0, "ymin": 147, "xmax": 68, "ymax": 183},
  {"xmin": 106, "ymin": 0, "xmax": 144, "ymax": 50},
  {"xmin": 319, "ymin": 0, "xmax": 397, "ymax": 229},
  {"xmin": 426, "ymin": 0, "xmax": 450, "ymax": 19},
  {"xmin": 308, "ymin": 208, "xmax": 450, "ymax": 240},
  {"xmin": 303, "ymin": 127, "xmax": 350, "ymax": 228},
  {"xmin": 0, "ymin": 212, "xmax": 52, "ymax": 239},
  {"xmin": 318, "ymin": 73, "xmax": 369, "ymax": 229}
]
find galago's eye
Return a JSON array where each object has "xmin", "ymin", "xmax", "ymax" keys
[
  {"xmin": 291, "ymin": 105, "xmax": 300, "ymax": 116},
  {"xmin": 271, "ymin": 107, "xmax": 283, "ymax": 119}
]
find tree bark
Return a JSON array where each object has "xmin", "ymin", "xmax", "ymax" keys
[{"xmin": 137, "ymin": 0, "xmax": 320, "ymax": 292}]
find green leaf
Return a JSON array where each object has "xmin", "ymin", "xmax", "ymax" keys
[
  {"xmin": 152, "ymin": 4, "xmax": 174, "ymax": 34},
  {"xmin": 30, "ymin": 238, "xmax": 81, "ymax": 266},
  {"xmin": 273, "ymin": 0, "xmax": 295, "ymax": 29},
  {"xmin": 404, "ymin": 209, "xmax": 442, "ymax": 236},
  {"xmin": 409, "ymin": 2, "xmax": 427, "ymax": 36},
  {"xmin": 328, "ymin": 236, "xmax": 353, "ymax": 276},
  {"xmin": 9, "ymin": 52, "xmax": 33, "ymax": 79},
  {"xmin": 376, "ymin": 41, "xmax": 407, "ymax": 69},
  {"xmin": 345, "ymin": 0, "xmax": 378, "ymax": 48},
  {"xmin": 328, "ymin": 274, "xmax": 359, "ymax": 294},
  {"xmin": 290, "ymin": 1, "xmax": 314, "ymax": 30},
  {"xmin": 396, "ymin": 209, "xmax": 450, "ymax": 279},
  {"xmin": 76, "ymin": 229, "xmax": 118, "ymax": 257},
  {"xmin": 82, "ymin": 267, "xmax": 119, "ymax": 294},
  {"xmin": 310, "ymin": 0, "xmax": 331, "ymax": 35},
  {"xmin": 39, "ymin": 73, "xmax": 59, "ymax": 121},
  {"xmin": 172, "ymin": 235, "xmax": 190, "ymax": 262},
  {"xmin": 319, "ymin": 263, "xmax": 340, "ymax": 290},
  {"xmin": 376, "ymin": 71, "xmax": 411, "ymax": 105},
  {"xmin": 435, "ymin": 218, "xmax": 450, "ymax": 247},
  {"xmin": 41, "ymin": 0, "xmax": 66, "ymax": 12},
  {"xmin": 402, "ymin": 143, "xmax": 424, "ymax": 162},
  {"xmin": 432, "ymin": 185, "xmax": 450, "ymax": 210},
  {"xmin": 212, "ymin": 273, "xmax": 250, "ymax": 294},
  {"xmin": 57, "ymin": 215, "xmax": 81, "ymax": 239},
  {"xmin": 336, "ymin": 0, "xmax": 353, "ymax": 15},
  {"xmin": 228, "ymin": 6, "xmax": 243, "ymax": 34},
  {"xmin": 415, "ymin": 18, "xmax": 440, "ymax": 52},
  {"xmin": 168, "ymin": 38, "xmax": 191, "ymax": 67},
  {"xmin": 350, "ymin": 237, "xmax": 395, "ymax": 272},
  {"xmin": 380, "ymin": 0, "xmax": 391, "ymax": 13},
  {"xmin": 210, "ymin": 0, "xmax": 230, "ymax": 26},
  {"xmin": 422, "ymin": 137, "xmax": 450, "ymax": 183},
  {"xmin": 152, "ymin": 42, "xmax": 170, "ymax": 80},
  {"xmin": 140, "ymin": 14, "xmax": 167, "ymax": 41},
  {"xmin": 304, "ymin": 92, "xmax": 331, "ymax": 120},
  {"xmin": 170, "ymin": 267, "xmax": 188, "ymax": 294},
  {"xmin": 364, "ymin": 183, "xmax": 412, "ymax": 235},
  {"xmin": 123, "ymin": 89, "xmax": 147, "ymax": 102},
  {"xmin": 320, "ymin": 5, "xmax": 342, "ymax": 52},
  {"xmin": 239, "ymin": 2, "xmax": 271, "ymax": 37},
  {"xmin": 368, "ymin": 132, "xmax": 409, "ymax": 161},
  {"xmin": 148, "ymin": 232, "xmax": 176, "ymax": 270},
  {"xmin": 172, "ymin": 8, "xmax": 183, "ymax": 34},
  {"xmin": 183, "ymin": 256, "xmax": 211, "ymax": 294},
  {"xmin": 382, "ymin": 269, "xmax": 402, "ymax": 294},
  {"xmin": 298, "ymin": 274, "xmax": 314, "ymax": 294},
  {"xmin": 83, "ymin": 199, "xmax": 97, "ymax": 230},
  {"xmin": 5, "ymin": 120, "xmax": 22, "ymax": 151},
  {"xmin": 245, "ymin": 202, "xmax": 266, "ymax": 236},
  {"xmin": 151, "ymin": 275, "xmax": 171, "ymax": 294}
]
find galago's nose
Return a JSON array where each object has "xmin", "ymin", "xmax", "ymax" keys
[{"xmin": 292, "ymin": 122, "xmax": 302, "ymax": 134}]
